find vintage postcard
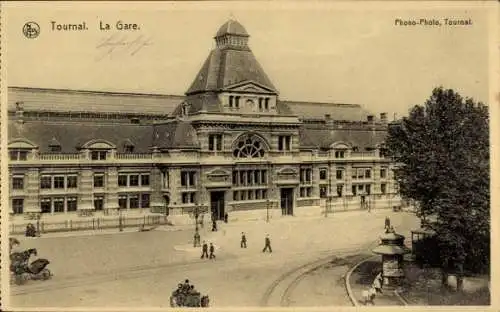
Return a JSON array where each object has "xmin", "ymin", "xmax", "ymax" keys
[{"xmin": 1, "ymin": 1, "xmax": 497, "ymax": 311}]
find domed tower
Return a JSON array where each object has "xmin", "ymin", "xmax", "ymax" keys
[
  {"xmin": 178, "ymin": 19, "xmax": 279, "ymax": 117},
  {"xmin": 214, "ymin": 19, "xmax": 250, "ymax": 50}
]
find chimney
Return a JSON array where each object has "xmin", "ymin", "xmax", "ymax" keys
[
  {"xmin": 367, "ymin": 115, "xmax": 374, "ymax": 123},
  {"xmin": 380, "ymin": 112, "xmax": 387, "ymax": 123}
]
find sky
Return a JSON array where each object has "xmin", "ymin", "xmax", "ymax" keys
[{"xmin": 3, "ymin": 1, "xmax": 494, "ymax": 118}]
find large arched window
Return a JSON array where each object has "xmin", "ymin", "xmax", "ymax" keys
[{"xmin": 233, "ymin": 134, "xmax": 266, "ymax": 158}]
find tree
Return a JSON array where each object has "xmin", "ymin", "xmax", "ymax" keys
[{"xmin": 385, "ymin": 87, "xmax": 489, "ymax": 291}]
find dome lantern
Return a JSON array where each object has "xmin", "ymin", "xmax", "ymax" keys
[{"xmin": 214, "ymin": 19, "xmax": 250, "ymax": 50}]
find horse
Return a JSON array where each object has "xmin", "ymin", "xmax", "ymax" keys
[
  {"xmin": 9, "ymin": 238, "xmax": 20, "ymax": 252},
  {"xmin": 10, "ymin": 248, "xmax": 38, "ymax": 273}
]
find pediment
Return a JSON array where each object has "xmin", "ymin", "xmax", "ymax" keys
[
  {"xmin": 225, "ymin": 81, "xmax": 275, "ymax": 94},
  {"xmin": 331, "ymin": 141, "xmax": 351, "ymax": 149},
  {"xmin": 81, "ymin": 139, "xmax": 116, "ymax": 149},
  {"xmin": 207, "ymin": 168, "xmax": 231, "ymax": 177},
  {"xmin": 277, "ymin": 167, "xmax": 298, "ymax": 175},
  {"xmin": 9, "ymin": 138, "xmax": 37, "ymax": 149}
]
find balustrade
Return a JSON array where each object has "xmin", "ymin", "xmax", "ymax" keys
[
  {"xmin": 349, "ymin": 151, "xmax": 378, "ymax": 159},
  {"xmin": 115, "ymin": 153, "xmax": 153, "ymax": 159},
  {"xmin": 38, "ymin": 153, "xmax": 81, "ymax": 161}
]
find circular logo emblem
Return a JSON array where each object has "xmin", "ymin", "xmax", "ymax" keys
[{"xmin": 23, "ymin": 22, "xmax": 40, "ymax": 39}]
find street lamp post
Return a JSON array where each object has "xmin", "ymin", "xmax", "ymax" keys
[
  {"xmin": 119, "ymin": 207, "xmax": 123, "ymax": 232},
  {"xmin": 266, "ymin": 199, "xmax": 270, "ymax": 223},
  {"xmin": 325, "ymin": 195, "xmax": 333, "ymax": 218},
  {"xmin": 324, "ymin": 195, "xmax": 328, "ymax": 218},
  {"xmin": 193, "ymin": 204, "xmax": 201, "ymax": 247},
  {"xmin": 36, "ymin": 213, "xmax": 41, "ymax": 234}
]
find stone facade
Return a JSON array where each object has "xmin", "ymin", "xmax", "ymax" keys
[{"xmin": 7, "ymin": 19, "xmax": 402, "ymax": 221}]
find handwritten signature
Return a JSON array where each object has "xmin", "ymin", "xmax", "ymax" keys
[{"xmin": 95, "ymin": 33, "xmax": 153, "ymax": 61}]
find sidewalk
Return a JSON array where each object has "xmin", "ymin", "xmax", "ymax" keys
[
  {"xmin": 346, "ymin": 256, "xmax": 406, "ymax": 306},
  {"xmin": 10, "ymin": 206, "xmax": 409, "ymax": 241},
  {"xmin": 171, "ymin": 209, "xmax": 418, "ymax": 260},
  {"xmin": 9, "ymin": 209, "xmax": 163, "ymax": 225},
  {"xmin": 10, "ymin": 223, "xmax": 190, "ymax": 240}
]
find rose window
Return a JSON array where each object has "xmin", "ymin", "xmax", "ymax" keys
[{"xmin": 233, "ymin": 134, "xmax": 266, "ymax": 158}]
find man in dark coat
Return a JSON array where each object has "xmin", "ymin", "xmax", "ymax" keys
[
  {"xmin": 262, "ymin": 234, "xmax": 272, "ymax": 253},
  {"xmin": 182, "ymin": 279, "xmax": 191, "ymax": 292},
  {"xmin": 224, "ymin": 213, "xmax": 228, "ymax": 223},
  {"xmin": 241, "ymin": 232, "xmax": 247, "ymax": 248},
  {"xmin": 209, "ymin": 243, "xmax": 216, "ymax": 259},
  {"xmin": 211, "ymin": 220, "xmax": 217, "ymax": 232},
  {"xmin": 384, "ymin": 217, "xmax": 391, "ymax": 232},
  {"xmin": 172, "ymin": 283, "xmax": 184, "ymax": 306},
  {"xmin": 25, "ymin": 223, "xmax": 37, "ymax": 237},
  {"xmin": 201, "ymin": 241, "xmax": 209, "ymax": 259}
]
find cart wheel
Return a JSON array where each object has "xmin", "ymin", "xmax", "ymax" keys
[
  {"xmin": 41, "ymin": 269, "xmax": 52, "ymax": 280},
  {"xmin": 14, "ymin": 273, "xmax": 27, "ymax": 285}
]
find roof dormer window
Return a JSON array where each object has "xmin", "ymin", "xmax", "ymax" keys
[
  {"xmin": 48, "ymin": 137, "xmax": 61, "ymax": 153},
  {"xmin": 123, "ymin": 139, "xmax": 135, "ymax": 153},
  {"xmin": 50, "ymin": 146, "xmax": 62, "ymax": 153},
  {"xmin": 182, "ymin": 104, "xmax": 189, "ymax": 116},
  {"xmin": 9, "ymin": 150, "xmax": 28, "ymax": 161},
  {"xmin": 8, "ymin": 139, "xmax": 37, "ymax": 161},
  {"xmin": 82, "ymin": 139, "xmax": 115, "ymax": 161},
  {"xmin": 91, "ymin": 150, "xmax": 107, "ymax": 160}
]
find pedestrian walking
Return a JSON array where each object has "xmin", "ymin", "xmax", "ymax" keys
[
  {"xmin": 209, "ymin": 243, "xmax": 216, "ymax": 259},
  {"xmin": 373, "ymin": 273, "xmax": 383, "ymax": 294},
  {"xmin": 262, "ymin": 234, "xmax": 272, "ymax": 253},
  {"xmin": 241, "ymin": 232, "xmax": 247, "ymax": 248},
  {"xmin": 212, "ymin": 220, "xmax": 217, "ymax": 232},
  {"xmin": 193, "ymin": 230, "xmax": 201, "ymax": 247},
  {"xmin": 224, "ymin": 213, "xmax": 228, "ymax": 223},
  {"xmin": 201, "ymin": 241, "xmax": 209, "ymax": 259},
  {"xmin": 384, "ymin": 217, "xmax": 391, "ymax": 232}
]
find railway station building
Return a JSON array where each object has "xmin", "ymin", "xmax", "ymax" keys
[{"xmin": 7, "ymin": 19, "xmax": 402, "ymax": 222}]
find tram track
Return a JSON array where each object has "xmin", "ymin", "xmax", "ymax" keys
[{"xmin": 260, "ymin": 240, "xmax": 379, "ymax": 307}]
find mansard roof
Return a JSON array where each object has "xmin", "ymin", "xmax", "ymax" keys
[
  {"xmin": 9, "ymin": 86, "xmax": 377, "ymax": 123},
  {"xmin": 171, "ymin": 93, "xmax": 222, "ymax": 116},
  {"xmin": 299, "ymin": 126, "xmax": 387, "ymax": 150},
  {"xmin": 9, "ymin": 120, "xmax": 154, "ymax": 153},
  {"xmin": 283, "ymin": 100, "xmax": 371, "ymax": 121},
  {"xmin": 8, "ymin": 87, "xmax": 183, "ymax": 115},
  {"xmin": 152, "ymin": 120, "xmax": 199, "ymax": 149}
]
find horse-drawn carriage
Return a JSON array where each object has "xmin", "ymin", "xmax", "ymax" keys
[
  {"xmin": 169, "ymin": 281, "xmax": 209, "ymax": 307},
  {"xmin": 10, "ymin": 239, "xmax": 52, "ymax": 285}
]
